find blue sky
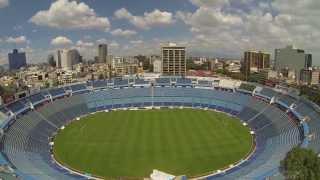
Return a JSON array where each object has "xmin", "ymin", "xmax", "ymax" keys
[{"xmin": 0, "ymin": 0, "xmax": 320, "ymax": 65}]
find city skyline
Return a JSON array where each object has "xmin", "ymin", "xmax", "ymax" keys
[{"xmin": 0, "ymin": 0, "xmax": 320, "ymax": 65}]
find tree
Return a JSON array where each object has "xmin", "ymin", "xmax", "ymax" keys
[
  {"xmin": 135, "ymin": 55, "xmax": 151, "ymax": 71},
  {"xmin": 299, "ymin": 86, "xmax": 320, "ymax": 106},
  {"xmin": 98, "ymin": 74, "xmax": 104, "ymax": 80},
  {"xmin": 44, "ymin": 81, "xmax": 50, "ymax": 88},
  {"xmin": 280, "ymin": 147, "xmax": 320, "ymax": 180},
  {"xmin": 0, "ymin": 85, "xmax": 15, "ymax": 96},
  {"xmin": 52, "ymin": 79, "xmax": 59, "ymax": 87}
]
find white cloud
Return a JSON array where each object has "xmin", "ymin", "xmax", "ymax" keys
[
  {"xmin": 118, "ymin": 38, "xmax": 166, "ymax": 56},
  {"xmin": 190, "ymin": 0, "xmax": 256, "ymax": 9},
  {"xmin": 114, "ymin": 8, "xmax": 132, "ymax": 20},
  {"xmin": 176, "ymin": 7, "xmax": 243, "ymax": 32},
  {"xmin": 144, "ymin": 9, "xmax": 174, "ymax": 26},
  {"xmin": 51, "ymin": 36, "xmax": 73, "ymax": 46},
  {"xmin": 114, "ymin": 8, "xmax": 174, "ymax": 29},
  {"xmin": 190, "ymin": 0, "xmax": 229, "ymax": 9},
  {"xmin": 19, "ymin": 46, "xmax": 34, "ymax": 54},
  {"xmin": 111, "ymin": 28, "xmax": 137, "ymax": 38},
  {"xmin": 130, "ymin": 40, "xmax": 143, "ymax": 45},
  {"xmin": 76, "ymin": 40, "xmax": 94, "ymax": 47},
  {"xmin": 6, "ymin": 36, "xmax": 28, "ymax": 44},
  {"xmin": 96, "ymin": 38, "xmax": 108, "ymax": 44},
  {"xmin": 30, "ymin": 0, "xmax": 111, "ymax": 31},
  {"xmin": 95, "ymin": 39, "xmax": 119, "ymax": 48},
  {"xmin": 0, "ymin": 0, "xmax": 9, "ymax": 8},
  {"xmin": 172, "ymin": 0, "xmax": 320, "ymax": 62},
  {"xmin": 110, "ymin": 41, "xmax": 120, "ymax": 48}
]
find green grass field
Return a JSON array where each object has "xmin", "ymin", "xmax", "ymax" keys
[{"xmin": 53, "ymin": 109, "xmax": 253, "ymax": 178}]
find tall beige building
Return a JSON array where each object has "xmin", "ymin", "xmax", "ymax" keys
[
  {"xmin": 161, "ymin": 43, "xmax": 186, "ymax": 76},
  {"xmin": 153, "ymin": 59, "xmax": 162, "ymax": 73},
  {"xmin": 56, "ymin": 50, "xmax": 62, "ymax": 68},
  {"xmin": 60, "ymin": 49, "xmax": 80, "ymax": 70}
]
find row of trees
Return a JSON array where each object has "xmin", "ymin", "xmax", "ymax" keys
[
  {"xmin": 299, "ymin": 85, "xmax": 320, "ymax": 106},
  {"xmin": 215, "ymin": 68, "xmax": 268, "ymax": 84}
]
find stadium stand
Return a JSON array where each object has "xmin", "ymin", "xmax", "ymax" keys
[
  {"xmin": 6, "ymin": 101, "xmax": 28, "ymax": 115},
  {"xmin": 276, "ymin": 94, "xmax": 297, "ymax": 109},
  {"xmin": 48, "ymin": 87, "xmax": 66, "ymax": 99},
  {"xmin": 133, "ymin": 79, "xmax": 150, "ymax": 87},
  {"xmin": 0, "ymin": 77, "xmax": 318, "ymax": 180},
  {"xmin": 196, "ymin": 80, "xmax": 212, "ymax": 88},
  {"xmin": 155, "ymin": 78, "xmax": 171, "ymax": 87},
  {"xmin": 175, "ymin": 78, "xmax": 192, "ymax": 87},
  {"xmin": 92, "ymin": 80, "xmax": 108, "ymax": 89},
  {"xmin": 254, "ymin": 87, "xmax": 277, "ymax": 101},
  {"xmin": 69, "ymin": 83, "xmax": 88, "ymax": 95},
  {"xmin": 114, "ymin": 79, "xmax": 129, "ymax": 88}
]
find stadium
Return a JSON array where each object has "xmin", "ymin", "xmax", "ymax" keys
[{"xmin": 0, "ymin": 76, "xmax": 317, "ymax": 180}]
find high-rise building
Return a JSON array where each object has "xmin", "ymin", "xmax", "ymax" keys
[
  {"xmin": 242, "ymin": 50, "xmax": 270, "ymax": 78},
  {"xmin": 275, "ymin": 45, "xmax": 312, "ymax": 81},
  {"xmin": 8, "ymin": 49, "xmax": 27, "ymax": 70},
  {"xmin": 98, "ymin": 44, "xmax": 108, "ymax": 63},
  {"xmin": 107, "ymin": 55, "xmax": 113, "ymax": 65},
  {"xmin": 47, "ymin": 54, "xmax": 56, "ymax": 67},
  {"xmin": 300, "ymin": 69, "xmax": 312, "ymax": 85},
  {"xmin": 300, "ymin": 68, "xmax": 320, "ymax": 85},
  {"xmin": 149, "ymin": 55, "xmax": 161, "ymax": 65},
  {"xmin": 56, "ymin": 50, "xmax": 62, "ymax": 68},
  {"xmin": 161, "ymin": 43, "xmax": 186, "ymax": 76},
  {"xmin": 312, "ymin": 70, "xmax": 320, "ymax": 85},
  {"xmin": 60, "ymin": 50, "xmax": 69, "ymax": 70},
  {"xmin": 111, "ymin": 56, "xmax": 124, "ymax": 69},
  {"xmin": 60, "ymin": 49, "xmax": 80, "ymax": 70},
  {"xmin": 111, "ymin": 56, "xmax": 139, "ymax": 76},
  {"xmin": 305, "ymin": 54, "xmax": 312, "ymax": 68},
  {"xmin": 153, "ymin": 59, "xmax": 162, "ymax": 73}
]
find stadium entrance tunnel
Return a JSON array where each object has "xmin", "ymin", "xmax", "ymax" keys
[{"xmin": 52, "ymin": 108, "xmax": 255, "ymax": 179}]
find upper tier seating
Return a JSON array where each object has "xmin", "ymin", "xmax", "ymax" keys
[
  {"xmin": 176, "ymin": 78, "xmax": 192, "ymax": 86},
  {"xmin": 155, "ymin": 78, "xmax": 171, "ymax": 86},
  {"xmin": 0, "ymin": 83, "xmax": 315, "ymax": 180},
  {"xmin": 277, "ymin": 95, "xmax": 297, "ymax": 108},
  {"xmin": 48, "ymin": 88, "xmax": 66, "ymax": 98},
  {"xmin": 6, "ymin": 101, "xmax": 27, "ymax": 114},
  {"xmin": 257, "ymin": 88, "xmax": 277, "ymax": 100},
  {"xmin": 28, "ymin": 93, "xmax": 46, "ymax": 105},
  {"xmin": 70, "ymin": 84, "xmax": 87, "ymax": 92},
  {"xmin": 196, "ymin": 80, "xmax": 212, "ymax": 87},
  {"xmin": 92, "ymin": 80, "xmax": 108, "ymax": 89}
]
